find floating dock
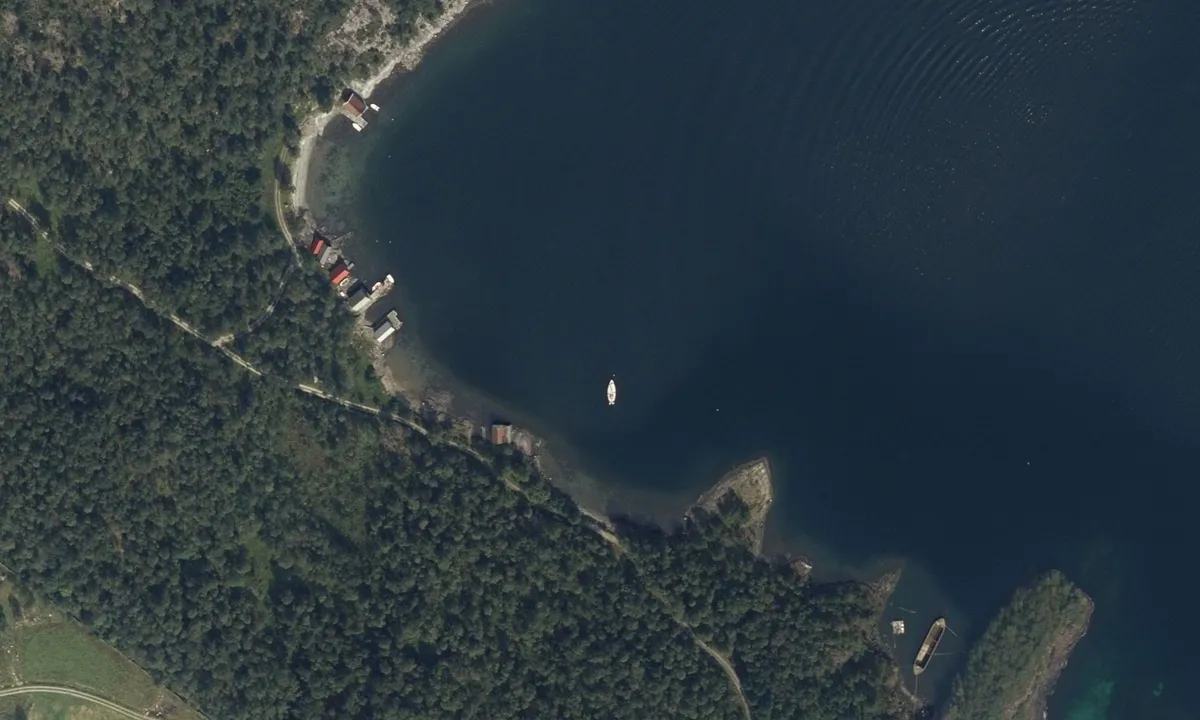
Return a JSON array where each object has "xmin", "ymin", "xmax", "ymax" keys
[{"xmin": 367, "ymin": 274, "xmax": 395, "ymax": 303}]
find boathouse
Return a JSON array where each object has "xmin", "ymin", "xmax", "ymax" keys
[
  {"xmin": 347, "ymin": 286, "xmax": 373, "ymax": 314},
  {"xmin": 372, "ymin": 319, "xmax": 397, "ymax": 343},
  {"xmin": 329, "ymin": 261, "xmax": 351, "ymax": 286},
  {"xmin": 342, "ymin": 90, "xmax": 369, "ymax": 130},
  {"xmin": 317, "ymin": 246, "xmax": 336, "ymax": 267}
]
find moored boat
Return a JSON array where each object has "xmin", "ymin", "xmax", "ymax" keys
[
  {"xmin": 607, "ymin": 378, "xmax": 617, "ymax": 406},
  {"xmin": 913, "ymin": 617, "xmax": 947, "ymax": 675}
]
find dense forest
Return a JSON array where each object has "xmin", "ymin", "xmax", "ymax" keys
[
  {"xmin": 942, "ymin": 571, "xmax": 1093, "ymax": 720},
  {"xmin": 233, "ymin": 262, "xmax": 388, "ymax": 405},
  {"xmin": 0, "ymin": 208, "xmax": 910, "ymax": 718},
  {"xmin": 627, "ymin": 501, "xmax": 911, "ymax": 719},
  {"xmin": 0, "ymin": 0, "xmax": 441, "ymax": 335}
]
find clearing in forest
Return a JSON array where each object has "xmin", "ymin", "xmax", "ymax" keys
[{"xmin": 0, "ymin": 578, "xmax": 204, "ymax": 720}]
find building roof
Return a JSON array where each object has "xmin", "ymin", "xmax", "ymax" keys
[
  {"xmin": 330, "ymin": 268, "xmax": 351, "ymax": 285},
  {"xmin": 490, "ymin": 424, "xmax": 512, "ymax": 445},
  {"xmin": 310, "ymin": 238, "xmax": 326, "ymax": 255},
  {"xmin": 344, "ymin": 93, "xmax": 367, "ymax": 115},
  {"xmin": 348, "ymin": 288, "xmax": 373, "ymax": 312},
  {"xmin": 373, "ymin": 323, "xmax": 397, "ymax": 343}
]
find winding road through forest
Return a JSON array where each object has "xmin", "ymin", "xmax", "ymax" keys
[
  {"xmin": 4, "ymin": 195, "xmax": 754, "ymax": 720},
  {"xmin": 0, "ymin": 684, "xmax": 163, "ymax": 720}
]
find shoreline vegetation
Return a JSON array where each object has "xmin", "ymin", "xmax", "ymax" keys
[
  {"xmin": 0, "ymin": 199, "xmax": 922, "ymax": 717},
  {"xmin": 0, "ymin": 0, "xmax": 1100, "ymax": 715},
  {"xmin": 287, "ymin": 1, "xmax": 1102, "ymax": 715}
]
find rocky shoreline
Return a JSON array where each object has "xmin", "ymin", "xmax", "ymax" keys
[
  {"xmin": 290, "ymin": 0, "xmax": 478, "ymax": 213},
  {"xmin": 281, "ymin": 0, "xmax": 606, "ymax": 514},
  {"xmin": 1007, "ymin": 597, "xmax": 1095, "ymax": 720}
]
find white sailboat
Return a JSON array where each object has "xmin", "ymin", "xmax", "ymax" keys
[{"xmin": 606, "ymin": 378, "xmax": 617, "ymax": 406}]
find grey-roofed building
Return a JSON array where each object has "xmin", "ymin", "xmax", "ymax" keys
[
  {"xmin": 318, "ymin": 246, "xmax": 336, "ymax": 266},
  {"xmin": 373, "ymin": 321, "xmax": 397, "ymax": 343},
  {"xmin": 347, "ymin": 286, "xmax": 373, "ymax": 314}
]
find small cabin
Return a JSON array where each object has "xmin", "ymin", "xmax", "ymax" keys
[
  {"xmin": 490, "ymin": 423, "xmax": 512, "ymax": 445},
  {"xmin": 343, "ymin": 92, "xmax": 366, "ymax": 117},
  {"xmin": 341, "ymin": 90, "xmax": 370, "ymax": 130},
  {"xmin": 309, "ymin": 234, "xmax": 327, "ymax": 255}
]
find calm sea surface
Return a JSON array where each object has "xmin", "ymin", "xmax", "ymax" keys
[{"xmin": 312, "ymin": 0, "xmax": 1200, "ymax": 715}]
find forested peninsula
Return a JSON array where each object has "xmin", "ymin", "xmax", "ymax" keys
[
  {"xmin": 0, "ymin": 0, "xmax": 1091, "ymax": 718},
  {"xmin": 942, "ymin": 572, "xmax": 1094, "ymax": 720}
]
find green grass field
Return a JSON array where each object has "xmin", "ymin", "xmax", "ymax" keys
[
  {"xmin": 0, "ymin": 578, "xmax": 204, "ymax": 720},
  {"xmin": 0, "ymin": 694, "xmax": 131, "ymax": 720}
]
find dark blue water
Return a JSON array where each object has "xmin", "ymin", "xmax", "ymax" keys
[{"xmin": 321, "ymin": 0, "xmax": 1200, "ymax": 715}]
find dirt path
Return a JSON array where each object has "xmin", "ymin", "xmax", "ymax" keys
[
  {"xmin": 563, "ymin": 509, "xmax": 752, "ymax": 718},
  {"xmin": 693, "ymin": 637, "xmax": 751, "ymax": 720},
  {"xmin": 217, "ymin": 181, "xmax": 301, "ymax": 346},
  {"xmin": 0, "ymin": 684, "xmax": 194, "ymax": 720}
]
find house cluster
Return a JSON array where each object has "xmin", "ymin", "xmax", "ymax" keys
[
  {"xmin": 308, "ymin": 232, "xmax": 403, "ymax": 345},
  {"xmin": 340, "ymin": 89, "xmax": 380, "ymax": 133}
]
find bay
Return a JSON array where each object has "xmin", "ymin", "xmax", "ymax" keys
[{"xmin": 310, "ymin": 0, "xmax": 1200, "ymax": 715}]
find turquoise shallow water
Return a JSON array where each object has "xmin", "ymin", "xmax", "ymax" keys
[{"xmin": 312, "ymin": 0, "xmax": 1200, "ymax": 715}]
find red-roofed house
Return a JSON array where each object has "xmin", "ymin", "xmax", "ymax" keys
[
  {"xmin": 342, "ymin": 90, "xmax": 369, "ymax": 130},
  {"xmin": 490, "ymin": 423, "xmax": 512, "ymax": 445},
  {"xmin": 329, "ymin": 262, "xmax": 350, "ymax": 286},
  {"xmin": 310, "ymin": 235, "xmax": 327, "ymax": 255},
  {"xmin": 344, "ymin": 93, "xmax": 367, "ymax": 116}
]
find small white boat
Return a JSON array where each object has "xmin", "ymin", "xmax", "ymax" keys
[{"xmin": 606, "ymin": 378, "xmax": 617, "ymax": 406}]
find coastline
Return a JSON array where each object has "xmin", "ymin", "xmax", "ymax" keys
[
  {"xmin": 290, "ymin": 0, "xmax": 477, "ymax": 213},
  {"xmin": 284, "ymin": 0, "xmax": 791, "ymax": 551},
  {"xmin": 284, "ymin": 12, "xmax": 1093, "ymax": 714},
  {"xmin": 1012, "ymin": 597, "xmax": 1095, "ymax": 720}
]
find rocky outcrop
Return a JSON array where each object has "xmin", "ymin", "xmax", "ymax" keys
[{"xmin": 688, "ymin": 458, "xmax": 774, "ymax": 555}]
